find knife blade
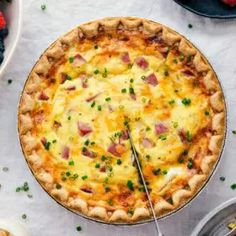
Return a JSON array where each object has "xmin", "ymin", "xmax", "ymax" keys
[{"xmin": 127, "ymin": 128, "xmax": 163, "ymax": 236}]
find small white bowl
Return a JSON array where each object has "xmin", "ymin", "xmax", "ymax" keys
[
  {"xmin": 0, "ymin": 0, "xmax": 22, "ymax": 76},
  {"xmin": 0, "ymin": 219, "xmax": 29, "ymax": 236}
]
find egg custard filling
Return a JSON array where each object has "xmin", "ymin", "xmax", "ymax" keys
[{"xmin": 18, "ymin": 17, "xmax": 225, "ymax": 222}]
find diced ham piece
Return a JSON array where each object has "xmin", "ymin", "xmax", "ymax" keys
[
  {"xmin": 65, "ymin": 86, "xmax": 76, "ymax": 91},
  {"xmin": 77, "ymin": 122, "xmax": 92, "ymax": 136},
  {"xmin": 135, "ymin": 57, "xmax": 149, "ymax": 69},
  {"xmin": 82, "ymin": 147, "xmax": 95, "ymax": 158},
  {"xmin": 107, "ymin": 143, "xmax": 121, "ymax": 157},
  {"xmin": 53, "ymin": 121, "xmax": 62, "ymax": 129},
  {"xmin": 187, "ymin": 168, "xmax": 197, "ymax": 176},
  {"xmin": 121, "ymin": 52, "xmax": 130, "ymax": 64},
  {"xmin": 145, "ymin": 73, "xmax": 158, "ymax": 86},
  {"xmin": 178, "ymin": 129, "xmax": 187, "ymax": 143},
  {"xmin": 155, "ymin": 123, "xmax": 168, "ymax": 135},
  {"xmin": 41, "ymin": 137, "xmax": 47, "ymax": 146},
  {"xmin": 80, "ymin": 187, "xmax": 93, "ymax": 193},
  {"xmin": 107, "ymin": 143, "xmax": 126, "ymax": 157},
  {"xmin": 100, "ymin": 166, "xmax": 106, "ymax": 172},
  {"xmin": 80, "ymin": 74, "xmax": 88, "ymax": 88},
  {"xmin": 158, "ymin": 46, "xmax": 169, "ymax": 58},
  {"xmin": 38, "ymin": 91, "xmax": 49, "ymax": 101},
  {"xmin": 182, "ymin": 69, "xmax": 195, "ymax": 77},
  {"xmin": 130, "ymin": 93, "xmax": 136, "ymax": 100},
  {"xmin": 60, "ymin": 73, "xmax": 68, "ymax": 84},
  {"xmin": 62, "ymin": 146, "xmax": 70, "ymax": 160},
  {"xmin": 73, "ymin": 54, "xmax": 86, "ymax": 67},
  {"xmin": 142, "ymin": 138, "xmax": 154, "ymax": 148},
  {"xmin": 86, "ymin": 92, "xmax": 102, "ymax": 102},
  {"xmin": 119, "ymin": 130, "xmax": 129, "ymax": 142},
  {"xmin": 108, "ymin": 105, "xmax": 114, "ymax": 113}
]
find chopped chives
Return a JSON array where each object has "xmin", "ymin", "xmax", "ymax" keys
[{"xmin": 68, "ymin": 57, "xmax": 74, "ymax": 63}]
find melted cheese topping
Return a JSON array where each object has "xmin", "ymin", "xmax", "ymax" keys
[{"xmin": 31, "ymin": 32, "xmax": 212, "ymax": 210}]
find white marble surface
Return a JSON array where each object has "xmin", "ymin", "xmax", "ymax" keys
[{"xmin": 0, "ymin": 0, "xmax": 236, "ymax": 235}]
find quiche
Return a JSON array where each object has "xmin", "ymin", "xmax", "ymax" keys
[{"xmin": 18, "ymin": 17, "xmax": 226, "ymax": 223}]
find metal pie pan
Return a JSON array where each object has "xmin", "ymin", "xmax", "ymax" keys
[
  {"xmin": 191, "ymin": 198, "xmax": 236, "ymax": 236},
  {"xmin": 18, "ymin": 17, "xmax": 228, "ymax": 226}
]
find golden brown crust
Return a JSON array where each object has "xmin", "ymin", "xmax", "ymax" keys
[{"xmin": 18, "ymin": 17, "xmax": 226, "ymax": 223}]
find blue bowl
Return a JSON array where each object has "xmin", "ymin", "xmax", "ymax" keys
[{"xmin": 173, "ymin": 0, "xmax": 236, "ymax": 19}]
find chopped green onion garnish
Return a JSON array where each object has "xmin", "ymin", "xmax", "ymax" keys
[
  {"xmin": 41, "ymin": 4, "xmax": 46, "ymax": 11},
  {"xmin": 76, "ymin": 225, "xmax": 82, "ymax": 232},
  {"xmin": 56, "ymin": 183, "xmax": 61, "ymax": 189},
  {"xmin": 164, "ymin": 70, "xmax": 169, "ymax": 76},
  {"xmin": 163, "ymin": 170, "xmax": 168, "ymax": 175},
  {"xmin": 84, "ymin": 139, "xmax": 90, "ymax": 146},
  {"xmin": 127, "ymin": 180, "xmax": 134, "ymax": 191},
  {"xmin": 44, "ymin": 141, "xmax": 51, "ymax": 151},
  {"xmin": 173, "ymin": 58, "xmax": 178, "ymax": 64},
  {"xmin": 105, "ymin": 186, "xmax": 110, "ymax": 192},
  {"xmin": 187, "ymin": 158, "xmax": 193, "ymax": 169},
  {"xmin": 94, "ymin": 69, "xmax": 99, "ymax": 75},
  {"xmin": 179, "ymin": 54, "xmax": 185, "ymax": 61},
  {"xmin": 81, "ymin": 175, "xmax": 88, "ymax": 180},
  {"xmin": 95, "ymin": 163, "xmax": 100, "ymax": 168},
  {"xmin": 129, "ymin": 87, "xmax": 135, "ymax": 94},
  {"xmin": 117, "ymin": 159, "xmax": 122, "ymax": 165},
  {"xmin": 68, "ymin": 57, "xmax": 74, "ymax": 63},
  {"xmin": 105, "ymin": 97, "xmax": 111, "ymax": 102},
  {"xmin": 186, "ymin": 131, "xmax": 192, "ymax": 142},
  {"xmin": 159, "ymin": 134, "xmax": 167, "ymax": 141},
  {"xmin": 220, "ymin": 176, "xmax": 225, "ymax": 181},
  {"xmin": 68, "ymin": 160, "xmax": 74, "ymax": 166},
  {"xmin": 97, "ymin": 105, "xmax": 102, "ymax": 111},
  {"xmin": 231, "ymin": 183, "xmax": 236, "ymax": 190},
  {"xmin": 153, "ymin": 168, "xmax": 161, "ymax": 175},
  {"xmin": 168, "ymin": 99, "xmax": 175, "ymax": 105},
  {"xmin": 102, "ymin": 68, "xmax": 108, "ymax": 78},
  {"xmin": 188, "ymin": 23, "xmax": 193, "ymax": 29},
  {"xmin": 91, "ymin": 101, "xmax": 96, "ymax": 108},
  {"xmin": 182, "ymin": 98, "xmax": 191, "ymax": 106},
  {"xmin": 107, "ymin": 199, "xmax": 113, "ymax": 206}
]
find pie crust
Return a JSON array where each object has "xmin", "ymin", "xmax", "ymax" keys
[{"xmin": 18, "ymin": 17, "xmax": 226, "ymax": 223}]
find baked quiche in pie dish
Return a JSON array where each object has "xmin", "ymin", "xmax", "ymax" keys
[{"xmin": 18, "ymin": 17, "xmax": 226, "ymax": 223}]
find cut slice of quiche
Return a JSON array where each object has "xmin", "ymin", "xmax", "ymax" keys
[{"xmin": 18, "ymin": 17, "xmax": 226, "ymax": 223}]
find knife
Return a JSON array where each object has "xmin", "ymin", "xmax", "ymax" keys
[{"xmin": 127, "ymin": 127, "xmax": 163, "ymax": 236}]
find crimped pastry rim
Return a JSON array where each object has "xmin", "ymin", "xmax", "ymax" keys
[{"xmin": 17, "ymin": 16, "xmax": 227, "ymax": 225}]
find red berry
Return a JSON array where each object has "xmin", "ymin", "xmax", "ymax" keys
[
  {"xmin": 222, "ymin": 0, "xmax": 236, "ymax": 7},
  {"xmin": 0, "ymin": 12, "xmax": 6, "ymax": 29}
]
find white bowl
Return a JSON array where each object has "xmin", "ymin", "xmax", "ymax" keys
[
  {"xmin": 0, "ymin": 219, "xmax": 29, "ymax": 236},
  {"xmin": 0, "ymin": 0, "xmax": 22, "ymax": 76}
]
